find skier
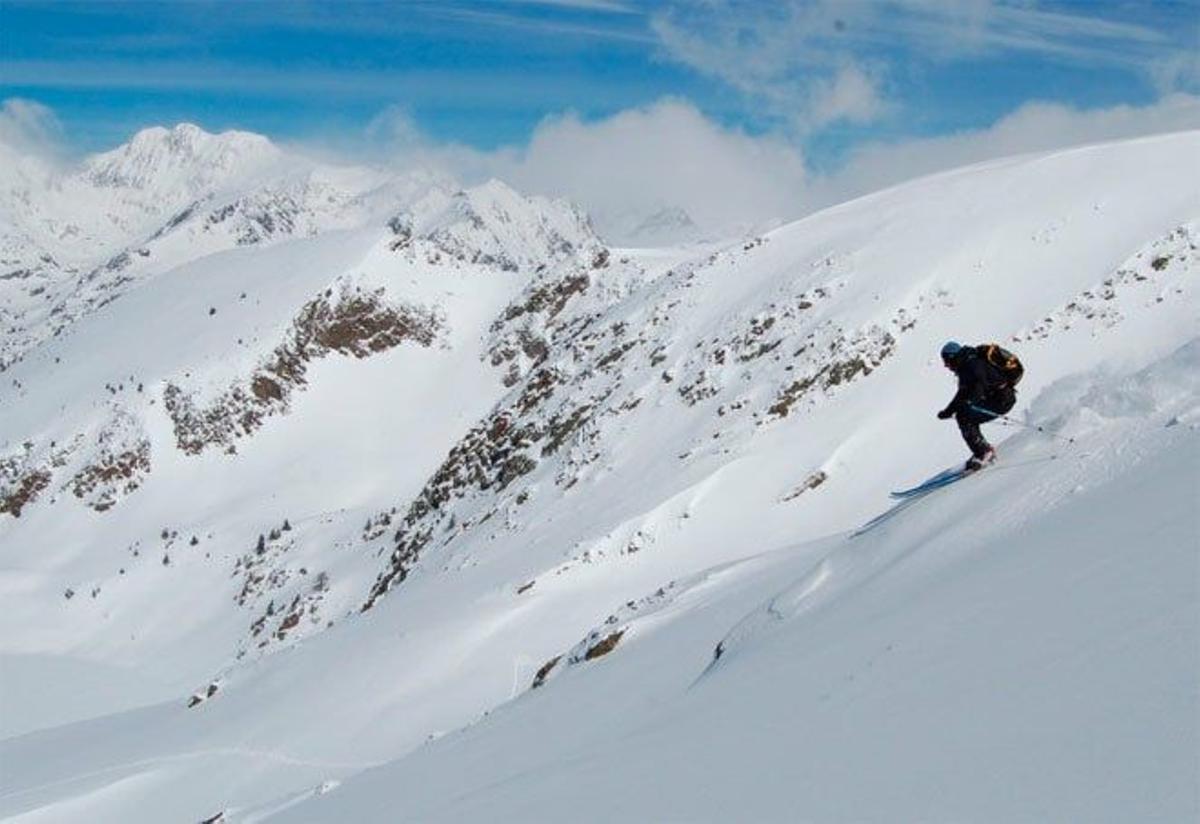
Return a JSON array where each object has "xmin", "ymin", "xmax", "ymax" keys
[{"xmin": 936, "ymin": 340, "xmax": 1023, "ymax": 471}]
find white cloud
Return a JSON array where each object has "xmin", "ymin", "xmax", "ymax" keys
[
  {"xmin": 805, "ymin": 94, "xmax": 1200, "ymax": 209},
  {"xmin": 297, "ymin": 99, "xmax": 811, "ymax": 244},
  {"xmin": 1150, "ymin": 52, "xmax": 1200, "ymax": 95},
  {"xmin": 0, "ymin": 98, "xmax": 66, "ymax": 164},
  {"xmin": 459, "ymin": 95, "xmax": 1200, "ymax": 244},
  {"xmin": 0, "ymin": 59, "xmax": 641, "ymax": 111},
  {"xmin": 432, "ymin": 6, "xmax": 653, "ymax": 43},
  {"xmin": 305, "ymin": 94, "xmax": 1199, "ymax": 245},
  {"xmin": 650, "ymin": 1, "xmax": 874, "ymax": 133},
  {"xmin": 364, "ymin": 106, "xmax": 428, "ymax": 154},
  {"xmin": 489, "ymin": 100, "xmax": 810, "ymax": 242},
  {"xmin": 934, "ymin": 1, "xmax": 1167, "ymax": 59},
  {"xmin": 810, "ymin": 64, "xmax": 888, "ymax": 127},
  {"xmin": 649, "ymin": 0, "xmax": 1187, "ymax": 135},
  {"xmin": 461, "ymin": 94, "xmax": 1200, "ymax": 243},
  {"xmin": 495, "ymin": 0, "xmax": 637, "ymax": 13}
]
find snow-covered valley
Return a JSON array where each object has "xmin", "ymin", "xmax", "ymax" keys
[{"xmin": 0, "ymin": 125, "xmax": 1197, "ymax": 823}]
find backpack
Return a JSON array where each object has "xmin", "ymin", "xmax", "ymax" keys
[{"xmin": 979, "ymin": 343, "xmax": 1024, "ymax": 387}]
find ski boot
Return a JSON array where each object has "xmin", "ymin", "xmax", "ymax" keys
[{"xmin": 964, "ymin": 447, "xmax": 996, "ymax": 472}]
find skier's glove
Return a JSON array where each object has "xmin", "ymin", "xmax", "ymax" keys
[{"xmin": 937, "ymin": 408, "xmax": 953, "ymax": 420}]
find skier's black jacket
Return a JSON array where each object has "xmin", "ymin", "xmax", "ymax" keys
[{"xmin": 940, "ymin": 345, "xmax": 1016, "ymax": 418}]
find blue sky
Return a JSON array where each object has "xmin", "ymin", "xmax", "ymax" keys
[{"xmin": 2, "ymin": 0, "xmax": 1197, "ymax": 169}]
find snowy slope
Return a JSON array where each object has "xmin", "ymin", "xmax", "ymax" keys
[
  {"xmin": 270, "ymin": 342, "xmax": 1200, "ymax": 824},
  {"xmin": 0, "ymin": 130, "xmax": 1197, "ymax": 823},
  {"xmin": 0, "ymin": 175, "xmax": 605, "ymax": 693}
]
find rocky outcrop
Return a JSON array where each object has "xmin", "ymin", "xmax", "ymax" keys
[
  {"xmin": 358, "ymin": 235, "xmax": 950, "ymax": 614},
  {"xmin": 0, "ymin": 465, "xmax": 51, "ymax": 518},
  {"xmin": 765, "ymin": 325, "xmax": 897, "ymax": 420},
  {"xmin": 1, "ymin": 437, "xmax": 79, "ymax": 518},
  {"xmin": 1013, "ymin": 223, "xmax": 1197, "ymax": 343},
  {"xmin": 166, "ymin": 285, "xmax": 443, "ymax": 454},
  {"xmin": 69, "ymin": 440, "xmax": 151, "ymax": 512},
  {"xmin": 233, "ymin": 519, "xmax": 334, "ymax": 656}
]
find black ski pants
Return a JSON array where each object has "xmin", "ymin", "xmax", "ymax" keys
[{"xmin": 955, "ymin": 390, "xmax": 1015, "ymax": 458}]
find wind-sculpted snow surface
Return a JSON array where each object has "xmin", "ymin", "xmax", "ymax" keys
[
  {"xmin": 711, "ymin": 338, "xmax": 1200, "ymax": 670},
  {"xmin": 0, "ymin": 131, "xmax": 1197, "ymax": 823}
]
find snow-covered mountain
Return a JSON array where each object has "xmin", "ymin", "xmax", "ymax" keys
[
  {"xmin": 0, "ymin": 124, "xmax": 452, "ymax": 372},
  {"xmin": 599, "ymin": 203, "xmax": 705, "ymax": 246},
  {"xmin": 0, "ymin": 126, "xmax": 1197, "ymax": 823}
]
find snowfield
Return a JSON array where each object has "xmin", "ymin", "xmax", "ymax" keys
[{"xmin": 0, "ymin": 126, "xmax": 1197, "ymax": 823}]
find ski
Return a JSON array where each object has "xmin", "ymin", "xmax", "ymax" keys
[{"xmin": 890, "ymin": 466, "xmax": 975, "ymax": 498}]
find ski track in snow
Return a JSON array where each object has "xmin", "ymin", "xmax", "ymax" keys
[{"xmin": 0, "ymin": 746, "xmax": 375, "ymax": 806}]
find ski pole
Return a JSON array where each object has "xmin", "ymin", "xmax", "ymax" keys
[{"xmin": 968, "ymin": 404, "xmax": 1076, "ymax": 445}]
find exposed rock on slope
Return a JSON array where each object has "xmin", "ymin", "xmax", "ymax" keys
[
  {"xmin": 68, "ymin": 411, "xmax": 152, "ymax": 512},
  {"xmin": 0, "ymin": 408, "xmax": 150, "ymax": 517},
  {"xmin": 165, "ymin": 284, "xmax": 444, "ymax": 455}
]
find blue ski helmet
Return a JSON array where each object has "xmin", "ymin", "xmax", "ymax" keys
[{"xmin": 940, "ymin": 340, "xmax": 963, "ymax": 360}]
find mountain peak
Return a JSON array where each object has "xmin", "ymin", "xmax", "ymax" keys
[
  {"xmin": 85, "ymin": 123, "xmax": 281, "ymax": 191},
  {"xmin": 127, "ymin": 123, "xmax": 209, "ymax": 153},
  {"xmin": 629, "ymin": 205, "xmax": 700, "ymax": 244},
  {"xmin": 395, "ymin": 179, "xmax": 601, "ymax": 272}
]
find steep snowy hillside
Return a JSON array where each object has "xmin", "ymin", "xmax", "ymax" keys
[
  {"xmin": 0, "ymin": 131, "xmax": 1197, "ymax": 823},
  {"xmin": 271, "ymin": 341, "xmax": 1200, "ymax": 824}
]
